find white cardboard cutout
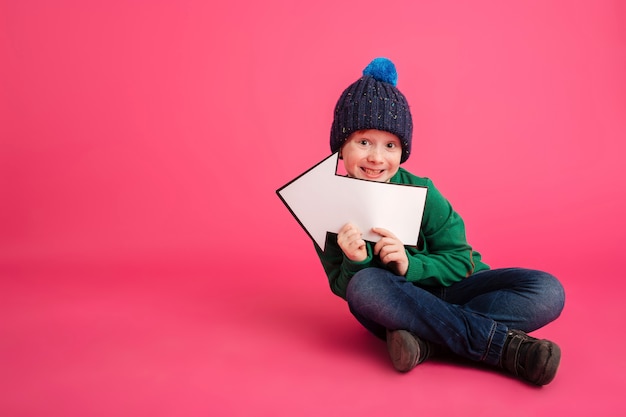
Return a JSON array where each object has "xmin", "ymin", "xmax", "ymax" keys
[{"xmin": 277, "ymin": 153, "xmax": 427, "ymax": 250}]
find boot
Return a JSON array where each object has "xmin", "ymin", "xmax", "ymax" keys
[
  {"xmin": 386, "ymin": 329, "xmax": 433, "ymax": 372},
  {"xmin": 499, "ymin": 329, "xmax": 561, "ymax": 385}
]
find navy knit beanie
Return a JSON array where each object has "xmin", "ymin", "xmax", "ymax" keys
[{"xmin": 330, "ymin": 57, "xmax": 413, "ymax": 163}]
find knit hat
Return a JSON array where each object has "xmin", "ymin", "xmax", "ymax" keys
[{"xmin": 330, "ymin": 57, "xmax": 413, "ymax": 163}]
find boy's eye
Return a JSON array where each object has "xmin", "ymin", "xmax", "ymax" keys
[
  {"xmin": 359, "ymin": 140, "xmax": 369, "ymax": 146},
  {"xmin": 386, "ymin": 142, "xmax": 396, "ymax": 148}
]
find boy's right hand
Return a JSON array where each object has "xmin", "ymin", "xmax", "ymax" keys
[{"xmin": 337, "ymin": 223, "xmax": 367, "ymax": 262}]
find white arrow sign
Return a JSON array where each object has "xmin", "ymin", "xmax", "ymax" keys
[{"xmin": 276, "ymin": 153, "xmax": 428, "ymax": 250}]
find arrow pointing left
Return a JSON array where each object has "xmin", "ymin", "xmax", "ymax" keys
[{"xmin": 276, "ymin": 153, "xmax": 428, "ymax": 250}]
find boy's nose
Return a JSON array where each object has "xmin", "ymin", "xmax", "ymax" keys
[{"xmin": 367, "ymin": 147, "xmax": 383, "ymax": 162}]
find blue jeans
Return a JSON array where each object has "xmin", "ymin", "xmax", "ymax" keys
[{"xmin": 345, "ymin": 267, "xmax": 565, "ymax": 366}]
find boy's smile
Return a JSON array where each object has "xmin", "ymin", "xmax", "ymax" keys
[{"xmin": 340, "ymin": 129, "xmax": 402, "ymax": 183}]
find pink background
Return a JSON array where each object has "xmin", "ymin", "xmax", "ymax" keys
[{"xmin": 2, "ymin": 0, "xmax": 625, "ymax": 416}]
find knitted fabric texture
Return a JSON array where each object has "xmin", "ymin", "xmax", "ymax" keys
[{"xmin": 330, "ymin": 57, "xmax": 413, "ymax": 162}]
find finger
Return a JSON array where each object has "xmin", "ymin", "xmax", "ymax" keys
[
  {"xmin": 346, "ymin": 230, "xmax": 363, "ymax": 244},
  {"xmin": 380, "ymin": 249, "xmax": 399, "ymax": 263},
  {"xmin": 347, "ymin": 235, "xmax": 363, "ymax": 247},
  {"xmin": 371, "ymin": 227, "xmax": 396, "ymax": 239},
  {"xmin": 339, "ymin": 225, "xmax": 359, "ymax": 239},
  {"xmin": 377, "ymin": 244, "xmax": 393, "ymax": 261},
  {"xmin": 379, "ymin": 241, "xmax": 403, "ymax": 258},
  {"xmin": 380, "ymin": 249, "xmax": 404, "ymax": 266},
  {"xmin": 346, "ymin": 223, "xmax": 362, "ymax": 233},
  {"xmin": 339, "ymin": 223, "xmax": 355, "ymax": 235},
  {"xmin": 373, "ymin": 236, "xmax": 393, "ymax": 255},
  {"xmin": 373, "ymin": 238, "xmax": 384, "ymax": 255},
  {"xmin": 343, "ymin": 231, "xmax": 365, "ymax": 247}
]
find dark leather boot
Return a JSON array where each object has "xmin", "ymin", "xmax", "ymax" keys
[
  {"xmin": 386, "ymin": 329, "xmax": 434, "ymax": 372},
  {"xmin": 500, "ymin": 329, "xmax": 561, "ymax": 385}
]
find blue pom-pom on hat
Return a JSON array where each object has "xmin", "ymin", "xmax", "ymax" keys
[{"xmin": 362, "ymin": 57, "xmax": 398, "ymax": 86}]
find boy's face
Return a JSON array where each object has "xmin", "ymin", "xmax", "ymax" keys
[{"xmin": 340, "ymin": 129, "xmax": 402, "ymax": 183}]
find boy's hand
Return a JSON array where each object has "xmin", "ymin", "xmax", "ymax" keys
[
  {"xmin": 337, "ymin": 223, "xmax": 367, "ymax": 262},
  {"xmin": 372, "ymin": 227, "xmax": 409, "ymax": 276}
]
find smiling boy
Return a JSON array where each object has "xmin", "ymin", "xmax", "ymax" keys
[{"xmin": 314, "ymin": 57, "xmax": 565, "ymax": 385}]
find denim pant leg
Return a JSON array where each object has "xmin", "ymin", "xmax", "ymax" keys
[
  {"xmin": 442, "ymin": 267, "xmax": 565, "ymax": 333},
  {"xmin": 345, "ymin": 267, "xmax": 564, "ymax": 366}
]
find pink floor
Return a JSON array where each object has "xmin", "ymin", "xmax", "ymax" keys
[{"xmin": 2, "ymin": 253, "xmax": 624, "ymax": 417}]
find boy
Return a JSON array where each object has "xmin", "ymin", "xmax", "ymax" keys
[{"xmin": 314, "ymin": 57, "xmax": 565, "ymax": 385}]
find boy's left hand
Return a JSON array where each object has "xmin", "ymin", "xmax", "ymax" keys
[{"xmin": 372, "ymin": 227, "xmax": 409, "ymax": 277}]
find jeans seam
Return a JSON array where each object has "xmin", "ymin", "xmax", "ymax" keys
[{"xmin": 481, "ymin": 321, "xmax": 497, "ymax": 363}]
